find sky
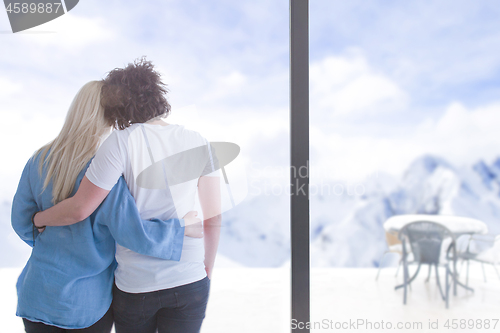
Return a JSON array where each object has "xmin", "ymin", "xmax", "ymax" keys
[{"xmin": 1, "ymin": 0, "xmax": 500, "ymax": 200}]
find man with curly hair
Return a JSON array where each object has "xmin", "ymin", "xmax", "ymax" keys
[{"xmin": 35, "ymin": 58, "xmax": 222, "ymax": 333}]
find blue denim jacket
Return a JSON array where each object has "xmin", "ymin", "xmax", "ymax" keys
[{"xmin": 11, "ymin": 154, "xmax": 185, "ymax": 329}]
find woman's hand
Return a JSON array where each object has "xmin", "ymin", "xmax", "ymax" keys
[{"xmin": 183, "ymin": 211, "xmax": 203, "ymax": 238}]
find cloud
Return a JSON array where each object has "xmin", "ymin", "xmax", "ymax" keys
[
  {"xmin": 17, "ymin": 13, "xmax": 115, "ymax": 51},
  {"xmin": 415, "ymin": 102, "xmax": 500, "ymax": 165},
  {"xmin": 203, "ymin": 71, "xmax": 247, "ymax": 102},
  {"xmin": 0, "ymin": 77, "xmax": 22, "ymax": 100},
  {"xmin": 310, "ymin": 126, "xmax": 416, "ymax": 182},
  {"xmin": 310, "ymin": 53, "xmax": 408, "ymax": 117},
  {"xmin": 2, "ymin": 0, "xmax": 500, "ymax": 197},
  {"xmin": 0, "ymin": 109, "xmax": 64, "ymax": 198},
  {"xmin": 310, "ymin": 0, "xmax": 500, "ymax": 109},
  {"xmin": 309, "ymin": 100, "xmax": 500, "ymax": 182}
]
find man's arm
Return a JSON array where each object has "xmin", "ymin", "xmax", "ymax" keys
[
  {"xmin": 34, "ymin": 175, "xmax": 204, "ymax": 239},
  {"xmin": 198, "ymin": 176, "xmax": 222, "ymax": 279},
  {"xmin": 33, "ymin": 176, "xmax": 109, "ymax": 227}
]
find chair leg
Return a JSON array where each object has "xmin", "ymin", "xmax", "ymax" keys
[
  {"xmin": 453, "ymin": 256, "xmax": 458, "ymax": 296},
  {"xmin": 402, "ymin": 241, "xmax": 408, "ymax": 305},
  {"xmin": 403, "ymin": 261, "xmax": 408, "ymax": 304},
  {"xmin": 482, "ymin": 263, "xmax": 487, "ymax": 283},
  {"xmin": 375, "ymin": 252, "xmax": 388, "ymax": 281},
  {"xmin": 395, "ymin": 259, "xmax": 401, "ymax": 278},
  {"xmin": 435, "ymin": 264, "xmax": 445, "ymax": 301},
  {"xmin": 466, "ymin": 259, "xmax": 470, "ymax": 288},
  {"xmin": 445, "ymin": 264, "xmax": 450, "ymax": 309},
  {"xmin": 493, "ymin": 264, "xmax": 500, "ymax": 280},
  {"xmin": 425, "ymin": 264, "xmax": 432, "ymax": 282}
]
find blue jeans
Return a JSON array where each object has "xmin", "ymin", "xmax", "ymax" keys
[
  {"xmin": 112, "ymin": 277, "xmax": 210, "ymax": 333},
  {"xmin": 22, "ymin": 306, "xmax": 113, "ymax": 333}
]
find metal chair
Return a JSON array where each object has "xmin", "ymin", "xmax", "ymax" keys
[
  {"xmin": 396, "ymin": 221, "xmax": 456, "ymax": 308},
  {"xmin": 459, "ymin": 234, "xmax": 500, "ymax": 286}
]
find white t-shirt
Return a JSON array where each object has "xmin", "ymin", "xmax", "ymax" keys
[{"xmin": 86, "ymin": 123, "xmax": 218, "ymax": 293}]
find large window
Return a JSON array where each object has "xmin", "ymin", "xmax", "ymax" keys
[{"xmin": 310, "ymin": 0, "xmax": 500, "ymax": 329}]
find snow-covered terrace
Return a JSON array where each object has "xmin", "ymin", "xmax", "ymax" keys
[{"xmin": 2, "ymin": 263, "xmax": 499, "ymax": 333}]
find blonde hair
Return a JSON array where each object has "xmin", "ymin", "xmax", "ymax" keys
[{"xmin": 36, "ymin": 81, "xmax": 112, "ymax": 204}]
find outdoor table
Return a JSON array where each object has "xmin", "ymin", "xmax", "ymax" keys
[
  {"xmin": 384, "ymin": 214, "xmax": 488, "ymax": 236},
  {"xmin": 383, "ymin": 214, "xmax": 488, "ymax": 296}
]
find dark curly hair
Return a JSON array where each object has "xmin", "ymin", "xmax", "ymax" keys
[{"xmin": 101, "ymin": 57, "xmax": 171, "ymax": 130}]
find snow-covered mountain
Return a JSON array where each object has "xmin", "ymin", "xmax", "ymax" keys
[
  {"xmin": 310, "ymin": 155, "xmax": 500, "ymax": 267},
  {"xmin": 3, "ymin": 154, "xmax": 500, "ymax": 269},
  {"xmin": 219, "ymin": 154, "xmax": 500, "ymax": 268}
]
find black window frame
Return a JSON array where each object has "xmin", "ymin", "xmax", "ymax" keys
[{"xmin": 290, "ymin": 1, "xmax": 310, "ymax": 332}]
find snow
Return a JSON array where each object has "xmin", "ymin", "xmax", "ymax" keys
[
  {"xmin": 3, "ymin": 266, "xmax": 500, "ymax": 333},
  {"xmin": 0, "ymin": 268, "xmax": 23, "ymax": 333},
  {"xmin": 4, "ymin": 153, "xmax": 500, "ymax": 330}
]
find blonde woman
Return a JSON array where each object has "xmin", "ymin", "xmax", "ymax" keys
[{"xmin": 11, "ymin": 81, "xmax": 201, "ymax": 333}]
